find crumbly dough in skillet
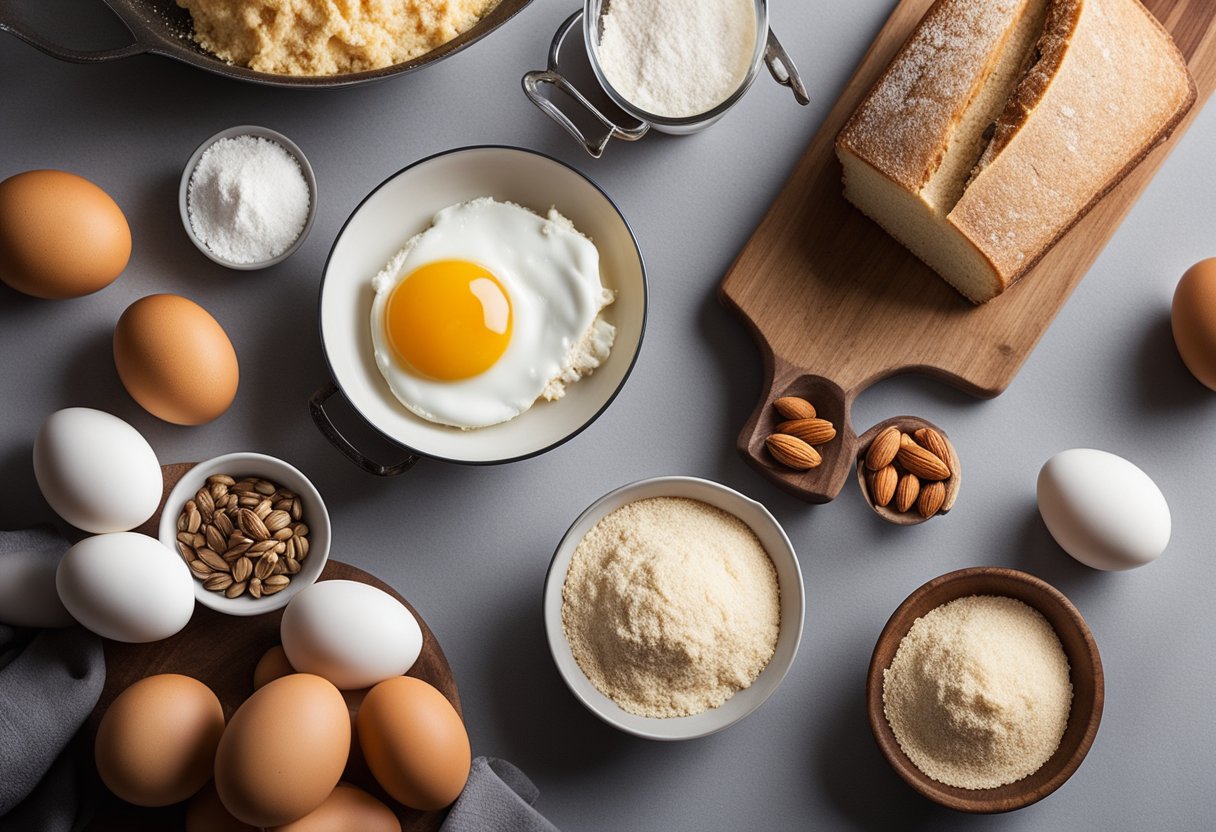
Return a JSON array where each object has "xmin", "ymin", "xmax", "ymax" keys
[{"xmin": 177, "ymin": 0, "xmax": 501, "ymax": 76}]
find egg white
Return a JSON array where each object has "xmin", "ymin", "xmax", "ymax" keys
[{"xmin": 370, "ymin": 198, "xmax": 615, "ymax": 429}]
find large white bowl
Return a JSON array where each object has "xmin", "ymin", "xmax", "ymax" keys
[
  {"xmin": 316, "ymin": 145, "xmax": 647, "ymax": 470},
  {"xmin": 158, "ymin": 453, "xmax": 330, "ymax": 616},
  {"xmin": 544, "ymin": 476, "xmax": 805, "ymax": 740}
]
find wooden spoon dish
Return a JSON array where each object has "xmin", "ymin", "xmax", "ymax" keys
[
  {"xmin": 854, "ymin": 416, "xmax": 961, "ymax": 526},
  {"xmin": 866, "ymin": 567, "xmax": 1104, "ymax": 813}
]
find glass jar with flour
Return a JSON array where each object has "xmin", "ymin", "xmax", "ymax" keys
[{"xmin": 523, "ymin": 0, "xmax": 808, "ymax": 157}]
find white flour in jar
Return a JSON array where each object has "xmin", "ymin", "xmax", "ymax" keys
[{"xmin": 596, "ymin": 0, "xmax": 758, "ymax": 118}]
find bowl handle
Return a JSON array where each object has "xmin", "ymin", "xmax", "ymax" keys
[
  {"xmin": 0, "ymin": 0, "xmax": 149, "ymax": 62},
  {"xmin": 521, "ymin": 10, "xmax": 649, "ymax": 158},
  {"xmin": 308, "ymin": 382, "xmax": 419, "ymax": 477},
  {"xmin": 764, "ymin": 28, "xmax": 810, "ymax": 106}
]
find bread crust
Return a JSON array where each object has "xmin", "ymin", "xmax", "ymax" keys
[
  {"xmin": 951, "ymin": 0, "xmax": 1197, "ymax": 295},
  {"xmin": 836, "ymin": 0, "xmax": 1197, "ymax": 303}
]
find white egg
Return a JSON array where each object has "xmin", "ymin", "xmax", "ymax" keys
[
  {"xmin": 370, "ymin": 198, "xmax": 615, "ymax": 429},
  {"xmin": 0, "ymin": 527, "xmax": 75, "ymax": 628},
  {"xmin": 34, "ymin": 408, "xmax": 162, "ymax": 534},
  {"xmin": 281, "ymin": 579, "xmax": 422, "ymax": 690},
  {"xmin": 56, "ymin": 532, "xmax": 194, "ymax": 642},
  {"xmin": 1037, "ymin": 449, "xmax": 1171, "ymax": 571}
]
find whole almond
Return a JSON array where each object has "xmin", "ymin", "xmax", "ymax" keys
[
  {"xmin": 865, "ymin": 427, "xmax": 900, "ymax": 471},
  {"xmin": 195, "ymin": 488, "xmax": 215, "ymax": 521},
  {"xmin": 225, "ymin": 581, "xmax": 247, "ymax": 599},
  {"xmin": 189, "ymin": 559, "xmax": 213, "ymax": 576},
  {"xmin": 262, "ymin": 575, "xmax": 290, "ymax": 595},
  {"xmin": 204, "ymin": 574, "xmax": 233, "ymax": 592},
  {"xmin": 766, "ymin": 434, "xmax": 822, "ymax": 470},
  {"xmin": 918, "ymin": 481, "xmax": 946, "ymax": 517},
  {"xmin": 870, "ymin": 464, "xmax": 897, "ymax": 506},
  {"xmin": 249, "ymin": 578, "xmax": 263, "ymax": 600},
  {"xmin": 775, "ymin": 418, "xmax": 837, "ymax": 446},
  {"xmin": 255, "ymin": 553, "xmax": 278, "ymax": 581},
  {"xmin": 895, "ymin": 473, "xmax": 921, "ymax": 513},
  {"xmin": 197, "ymin": 548, "xmax": 231, "ymax": 573},
  {"xmin": 239, "ymin": 508, "xmax": 271, "ymax": 541},
  {"xmin": 914, "ymin": 428, "xmax": 953, "ymax": 466},
  {"xmin": 186, "ymin": 509, "xmax": 202, "ymax": 535},
  {"xmin": 897, "ymin": 442, "xmax": 951, "ymax": 481},
  {"xmin": 773, "ymin": 396, "xmax": 816, "ymax": 421},
  {"xmin": 264, "ymin": 510, "xmax": 292, "ymax": 532},
  {"xmin": 232, "ymin": 556, "xmax": 253, "ymax": 583},
  {"xmin": 213, "ymin": 510, "xmax": 235, "ymax": 539},
  {"xmin": 205, "ymin": 525, "xmax": 227, "ymax": 557}
]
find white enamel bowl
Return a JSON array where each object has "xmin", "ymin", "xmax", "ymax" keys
[{"xmin": 313, "ymin": 145, "xmax": 647, "ymax": 475}]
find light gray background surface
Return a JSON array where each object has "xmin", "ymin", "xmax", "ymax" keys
[{"xmin": 2, "ymin": 1, "xmax": 1214, "ymax": 829}]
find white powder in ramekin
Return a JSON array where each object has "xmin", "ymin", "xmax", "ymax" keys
[
  {"xmin": 596, "ymin": 0, "xmax": 758, "ymax": 118},
  {"xmin": 187, "ymin": 135, "xmax": 310, "ymax": 264}
]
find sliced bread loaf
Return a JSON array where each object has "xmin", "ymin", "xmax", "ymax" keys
[{"xmin": 837, "ymin": 0, "xmax": 1196, "ymax": 303}]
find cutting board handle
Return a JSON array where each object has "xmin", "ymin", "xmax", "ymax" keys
[{"xmin": 736, "ymin": 354, "xmax": 859, "ymax": 504}]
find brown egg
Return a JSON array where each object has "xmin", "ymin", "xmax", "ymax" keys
[
  {"xmin": 215, "ymin": 673, "xmax": 351, "ymax": 828},
  {"xmin": 356, "ymin": 677, "xmax": 470, "ymax": 811},
  {"xmin": 186, "ymin": 782, "xmax": 257, "ymax": 832},
  {"xmin": 270, "ymin": 783, "xmax": 400, "ymax": 832},
  {"xmin": 254, "ymin": 645, "xmax": 296, "ymax": 690},
  {"xmin": 113, "ymin": 293, "xmax": 239, "ymax": 425},
  {"xmin": 1172, "ymin": 258, "xmax": 1216, "ymax": 390},
  {"xmin": 0, "ymin": 170, "xmax": 131, "ymax": 299},
  {"xmin": 95, "ymin": 674, "xmax": 225, "ymax": 807}
]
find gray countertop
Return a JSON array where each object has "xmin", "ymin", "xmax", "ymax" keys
[{"xmin": 2, "ymin": 1, "xmax": 1214, "ymax": 829}]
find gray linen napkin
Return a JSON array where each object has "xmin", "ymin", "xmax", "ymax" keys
[
  {"xmin": 442, "ymin": 757, "xmax": 560, "ymax": 832},
  {"xmin": 0, "ymin": 527, "xmax": 106, "ymax": 829}
]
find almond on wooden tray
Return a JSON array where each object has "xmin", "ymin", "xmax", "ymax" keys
[
  {"xmin": 855, "ymin": 421, "xmax": 961, "ymax": 526},
  {"xmin": 764, "ymin": 396, "xmax": 838, "ymax": 471}
]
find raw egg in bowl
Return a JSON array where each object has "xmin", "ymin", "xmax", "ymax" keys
[{"xmin": 313, "ymin": 146, "xmax": 647, "ymax": 474}]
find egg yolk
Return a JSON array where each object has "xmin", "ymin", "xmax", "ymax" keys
[{"xmin": 385, "ymin": 260, "xmax": 513, "ymax": 380}]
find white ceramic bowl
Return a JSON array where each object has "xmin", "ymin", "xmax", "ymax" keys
[
  {"xmin": 544, "ymin": 476, "xmax": 805, "ymax": 740},
  {"xmin": 179, "ymin": 125, "xmax": 318, "ymax": 270},
  {"xmin": 158, "ymin": 453, "xmax": 330, "ymax": 615},
  {"xmin": 314, "ymin": 145, "xmax": 647, "ymax": 473}
]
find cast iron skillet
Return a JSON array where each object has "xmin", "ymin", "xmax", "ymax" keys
[{"xmin": 0, "ymin": 0, "xmax": 533, "ymax": 88}]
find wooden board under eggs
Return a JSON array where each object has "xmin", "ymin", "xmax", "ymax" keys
[{"xmin": 79, "ymin": 462, "xmax": 462, "ymax": 832}]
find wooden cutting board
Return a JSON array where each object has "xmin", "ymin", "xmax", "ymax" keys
[
  {"xmin": 720, "ymin": 0, "xmax": 1216, "ymax": 503},
  {"xmin": 79, "ymin": 463, "xmax": 460, "ymax": 832}
]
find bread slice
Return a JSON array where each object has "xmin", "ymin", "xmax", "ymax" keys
[{"xmin": 836, "ymin": 0, "xmax": 1196, "ymax": 303}]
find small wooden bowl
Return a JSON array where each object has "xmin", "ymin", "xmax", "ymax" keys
[
  {"xmin": 867, "ymin": 567, "xmax": 1104, "ymax": 813},
  {"xmin": 855, "ymin": 416, "xmax": 961, "ymax": 525}
]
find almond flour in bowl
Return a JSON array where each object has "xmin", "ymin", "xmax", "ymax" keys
[
  {"xmin": 561, "ymin": 496, "xmax": 780, "ymax": 718},
  {"xmin": 883, "ymin": 595, "xmax": 1073, "ymax": 790}
]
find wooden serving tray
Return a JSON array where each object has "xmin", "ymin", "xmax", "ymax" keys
[
  {"xmin": 81, "ymin": 463, "xmax": 460, "ymax": 832},
  {"xmin": 720, "ymin": 0, "xmax": 1216, "ymax": 503}
]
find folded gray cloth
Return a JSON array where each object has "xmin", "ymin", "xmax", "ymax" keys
[
  {"xmin": 0, "ymin": 526, "xmax": 75, "ymax": 628},
  {"xmin": 442, "ymin": 757, "xmax": 559, "ymax": 832},
  {"xmin": 0, "ymin": 748, "xmax": 85, "ymax": 832},
  {"xmin": 0, "ymin": 529, "xmax": 106, "ymax": 828}
]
